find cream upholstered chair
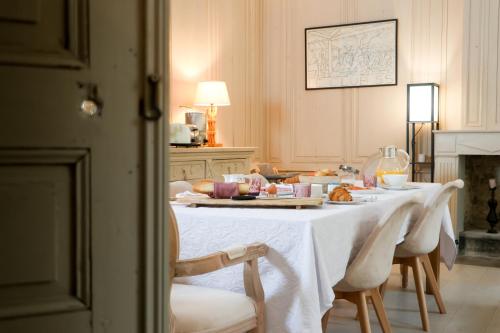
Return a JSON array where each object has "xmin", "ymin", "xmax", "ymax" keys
[
  {"xmin": 167, "ymin": 204, "xmax": 268, "ymax": 333},
  {"xmin": 170, "ymin": 181, "xmax": 193, "ymax": 198},
  {"xmin": 323, "ymin": 200, "xmax": 420, "ymax": 333},
  {"xmin": 390, "ymin": 179, "xmax": 464, "ymax": 331}
]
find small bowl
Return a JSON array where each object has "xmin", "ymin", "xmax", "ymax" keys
[{"xmin": 382, "ymin": 174, "xmax": 408, "ymax": 187}]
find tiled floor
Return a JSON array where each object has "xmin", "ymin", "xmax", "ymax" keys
[{"xmin": 325, "ymin": 263, "xmax": 500, "ymax": 333}]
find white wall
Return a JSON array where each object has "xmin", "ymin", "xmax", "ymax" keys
[
  {"xmin": 462, "ymin": 0, "xmax": 500, "ymax": 130},
  {"xmin": 170, "ymin": 0, "xmax": 266, "ymax": 162},
  {"xmin": 264, "ymin": 0, "xmax": 464, "ymax": 170},
  {"xmin": 171, "ymin": 0, "xmax": 465, "ymax": 170}
]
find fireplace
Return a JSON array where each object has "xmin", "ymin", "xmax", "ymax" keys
[
  {"xmin": 434, "ymin": 131, "xmax": 500, "ymax": 259},
  {"xmin": 463, "ymin": 155, "xmax": 500, "ymax": 231}
]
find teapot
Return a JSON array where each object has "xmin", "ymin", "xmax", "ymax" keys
[{"xmin": 362, "ymin": 145, "xmax": 410, "ymax": 185}]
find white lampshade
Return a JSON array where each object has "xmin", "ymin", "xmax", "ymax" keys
[
  {"xmin": 194, "ymin": 81, "xmax": 231, "ymax": 107},
  {"xmin": 407, "ymin": 83, "xmax": 439, "ymax": 122}
]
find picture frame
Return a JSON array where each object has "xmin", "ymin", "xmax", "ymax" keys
[{"xmin": 305, "ymin": 19, "xmax": 397, "ymax": 90}]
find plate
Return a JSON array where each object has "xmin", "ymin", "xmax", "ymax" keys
[
  {"xmin": 349, "ymin": 188, "xmax": 385, "ymax": 195},
  {"xmin": 170, "ymin": 143, "xmax": 202, "ymax": 147},
  {"xmin": 326, "ymin": 199, "xmax": 363, "ymax": 205},
  {"xmin": 231, "ymin": 195, "xmax": 257, "ymax": 201},
  {"xmin": 380, "ymin": 184, "xmax": 420, "ymax": 191},
  {"xmin": 264, "ymin": 173, "xmax": 300, "ymax": 181}
]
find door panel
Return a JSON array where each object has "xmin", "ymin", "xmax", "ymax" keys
[
  {"xmin": 0, "ymin": 0, "xmax": 145, "ymax": 331},
  {"xmin": 0, "ymin": 149, "xmax": 90, "ymax": 320},
  {"xmin": 210, "ymin": 159, "xmax": 247, "ymax": 181},
  {"xmin": 170, "ymin": 161, "xmax": 206, "ymax": 181},
  {"xmin": 0, "ymin": 0, "xmax": 89, "ymax": 68}
]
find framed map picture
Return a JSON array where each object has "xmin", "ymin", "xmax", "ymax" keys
[{"xmin": 305, "ymin": 19, "xmax": 397, "ymax": 90}]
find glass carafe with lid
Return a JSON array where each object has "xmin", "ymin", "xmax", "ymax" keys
[{"xmin": 375, "ymin": 145, "xmax": 410, "ymax": 184}]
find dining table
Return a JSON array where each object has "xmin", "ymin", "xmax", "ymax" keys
[{"xmin": 171, "ymin": 182, "xmax": 456, "ymax": 333}]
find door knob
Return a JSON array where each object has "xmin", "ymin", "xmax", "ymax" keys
[
  {"xmin": 78, "ymin": 82, "xmax": 103, "ymax": 117},
  {"xmin": 80, "ymin": 99, "xmax": 100, "ymax": 117}
]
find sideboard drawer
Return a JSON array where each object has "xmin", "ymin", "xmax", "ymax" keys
[
  {"xmin": 170, "ymin": 161, "xmax": 206, "ymax": 181},
  {"xmin": 210, "ymin": 159, "xmax": 248, "ymax": 180}
]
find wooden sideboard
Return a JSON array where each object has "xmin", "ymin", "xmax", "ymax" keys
[{"xmin": 169, "ymin": 147, "xmax": 257, "ymax": 182}]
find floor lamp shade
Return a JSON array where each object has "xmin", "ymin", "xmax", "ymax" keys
[
  {"xmin": 407, "ymin": 83, "xmax": 439, "ymax": 123},
  {"xmin": 406, "ymin": 83, "xmax": 440, "ymax": 183}
]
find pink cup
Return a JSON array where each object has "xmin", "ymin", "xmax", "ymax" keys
[
  {"xmin": 247, "ymin": 177, "xmax": 262, "ymax": 195},
  {"xmin": 293, "ymin": 183, "xmax": 311, "ymax": 198},
  {"xmin": 363, "ymin": 175, "xmax": 377, "ymax": 188}
]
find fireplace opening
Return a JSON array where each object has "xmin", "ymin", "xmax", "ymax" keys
[
  {"xmin": 459, "ymin": 155, "xmax": 500, "ymax": 260},
  {"xmin": 463, "ymin": 155, "xmax": 500, "ymax": 231}
]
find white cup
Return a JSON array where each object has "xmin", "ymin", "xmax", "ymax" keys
[
  {"xmin": 382, "ymin": 174, "xmax": 408, "ymax": 187},
  {"xmin": 222, "ymin": 174, "xmax": 246, "ymax": 183},
  {"xmin": 327, "ymin": 183, "xmax": 338, "ymax": 193},
  {"xmin": 417, "ymin": 153, "xmax": 426, "ymax": 163},
  {"xmin": 311, "ymin": 184, "xmax": 323, "ymax": 198}
]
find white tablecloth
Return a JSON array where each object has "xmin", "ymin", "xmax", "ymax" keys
[{"xmin": 172, "ymin": 183, "xmax": 456, "ymax": 333}]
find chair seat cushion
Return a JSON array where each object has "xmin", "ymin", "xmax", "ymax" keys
[{"xmin": 171, "ymin": 283, "xmax": 257, "ymax": 333}]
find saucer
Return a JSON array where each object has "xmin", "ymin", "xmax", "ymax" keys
[{"xmin": 380, "ymin": 184, "xmax": 420, "ymax": 191}]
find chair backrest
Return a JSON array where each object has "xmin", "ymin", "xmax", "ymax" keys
[
  {"xmin": 169, "ymin": 181, "xmax": 193, "ymax": 198},
  {"xmin": 401, "ymin": 179, "xmax": 464, "ymax": 255},
  {"xmin": 343, "ymin": 200, "xmax": 420, "ymax": 290},
  {"xmin": 168, "ymin": 204, "xmax": 180, "ymax": 332},
  {"xmin": 168, "ymin": 204, "xmax": 180, "ymax": 271}
]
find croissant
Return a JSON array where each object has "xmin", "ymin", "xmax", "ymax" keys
[{"xmin": 328, "ymin": 187, "xmax": 352, "ymax": 202}]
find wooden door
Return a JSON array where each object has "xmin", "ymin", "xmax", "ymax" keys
[{"xmin": 0, "ymin": 1, "xmax": 162, "ymax": 332}]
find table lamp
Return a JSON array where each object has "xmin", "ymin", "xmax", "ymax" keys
[{"xmin": 194, "ymin": 81, "xmax": 231, "ymax": 147}]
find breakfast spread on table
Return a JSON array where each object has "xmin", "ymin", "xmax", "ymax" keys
[{"xmin": 180, "ymin": 147, "xmax": 419, "ymax": 207}]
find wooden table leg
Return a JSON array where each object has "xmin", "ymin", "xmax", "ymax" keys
[{"xmin": 426, "ymin": 244, "xmax": 440, "ymax": 294}]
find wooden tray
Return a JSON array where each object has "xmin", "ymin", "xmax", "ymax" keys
[{"xmin": 176, "ymin": 197, "xmax": 323, "ymax": 209}]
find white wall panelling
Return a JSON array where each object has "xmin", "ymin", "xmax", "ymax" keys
[
  {"xmin": 170, "ymin": 0, "xmax": 266, "ymax": 162},
  {"xmin": 171, "ymin": 0, "xmax": 465, "ymax": 170},
  {"xmin": 463, "ymin": 0, "xmax": 500, "ymax": 130},
  {"xmin": 263, "ymin": 0, "xmax": 464, "ymax": 170}
]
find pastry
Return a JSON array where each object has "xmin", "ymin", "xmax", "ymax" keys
[
  {"xmin": 314, "ymin": 168, "xmax": 337, "ymax": 177},
  {"xmin": 284, "ymin": 175, "xmax": 300, "ymax": 184},
  {"xmin": 328, "ymin": 186, "xmax": 352, "ymax": 202},
  {"xmin": 267, "ymin": 183, "xmax": 277, "ymax": 195},
  {"xmin": 193, "ymin": 179, "xmax": 250, "ymax": 195}
]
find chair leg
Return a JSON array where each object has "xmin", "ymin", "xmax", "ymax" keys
[
  {"xmin": 379, "ymin": 279, "xmax": 389, "ymax": 299},
  {"xmin": 421, "ymin": 254, "xmax": 446, "ymax": 314},
  {"xmin": 355, "ymin": 291, "xmax": 372, "ymax": 333},
  {"xmin": 401, "ymin": 264, "xmax": 409, "ymax": 289},
  {"xmin": 321, "ymin": 308, "xmax": 332, "ymax": 333},
  {"xmin": 370, "ymin": 288, "xmax": 392, "ymax": 333},
  {"xmin": 410, "ymin": 256, "xmax": 430, "ymax": 331}
]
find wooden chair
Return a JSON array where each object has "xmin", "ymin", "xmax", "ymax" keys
[
  {"xmin": 323, "ymin": 200, "xmax": 420, "ymax": 333},
  {"xmin": 167, "ymin": 204, "xmax": 268, "ymax": 333},
  {"xmin": 388, "ymin": 179, "xmax": 464, "ymax": 331}
]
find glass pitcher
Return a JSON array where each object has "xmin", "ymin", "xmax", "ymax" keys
[{"xmin": 375, "ymin": 145, "xmax": 410, "ymax": 184}]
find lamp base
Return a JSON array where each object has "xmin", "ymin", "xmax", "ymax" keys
[{"xmin": 206, "ymin": 105, "xmax": 223, "ymax": 147}]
